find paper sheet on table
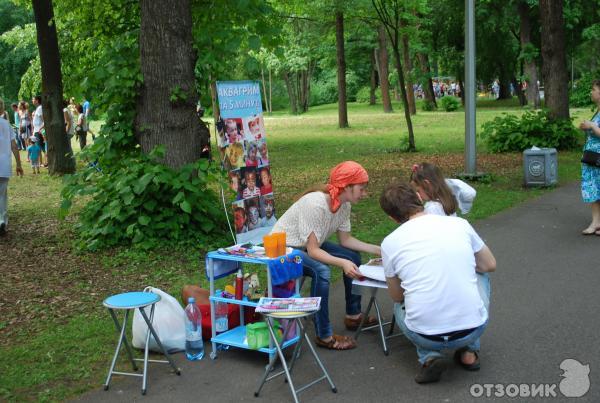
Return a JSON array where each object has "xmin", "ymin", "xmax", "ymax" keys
[
  {"xmin": 358, "ymin": 259, "xmax": 385, "ymax": 282},
  {"xmin": 352, "ymin": 277, "xmax": 388, "ymax": 289}
]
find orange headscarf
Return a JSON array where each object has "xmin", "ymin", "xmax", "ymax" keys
[{"xmin": 326, "ymin": 161, "xmax": 369, "ymax": 213}]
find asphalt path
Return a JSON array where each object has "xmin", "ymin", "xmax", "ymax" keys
[{"xmin": 76, "ymin": 181, "xmax": 599, "ymax": 403}]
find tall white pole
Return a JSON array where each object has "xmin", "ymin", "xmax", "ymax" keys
[{"xmin": 465, "ymin": 0, "xmax": 476, "ymax": 175}]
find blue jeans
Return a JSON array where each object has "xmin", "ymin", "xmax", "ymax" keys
[
  {"xmin": 299, "ymin": 241, "xmax": 362, "ymax": 339},
  {"xmin": 394, "ymin": 273, "xmax": 491, "ymax": 365}
]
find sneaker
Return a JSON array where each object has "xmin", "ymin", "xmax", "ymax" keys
[{"xmin": 415, "ymin": 357, "xmax": 447, "ymax": 384}]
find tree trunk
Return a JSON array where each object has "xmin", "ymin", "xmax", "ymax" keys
[
  {"xmin": 209, "ymin": 78, "xmax": 220, "ymax": 121},
  {"xmin": 497, "ymin": 76, "xmax": 512, "ymax": 100},
  {"xmin": 369, "ymin": 50, "xmax": 377, "ymax": 105},
  {"xmin": 32, "ymin": 0, "xmax": 75, "ymax": 175},
  {"xmin": 283, "ymin": 72, "xmax": 298, "ymax": 114},
  {"xmin": 377, "ymin": 26, "xmax": 393, "ymax": 113},
  {"xmin": 518, "ymin": 0, "xmax": 541, "ymax": 108},
  {"xmin": 458, "ymin": 79, "xmax": 465, "ymax": 106},
  {"xmin": 335, "ymin": 12, "xmax": 348, "ymax": 128},
  {"xmin": 261, "ymin": 68, "xmax": 268, "ymax": 113},
  {"xmin": 401, "ymin": 33, "xmax": 416, "ymax": 115},
  {"xmin": 417, "ymin": 52, "xmax": 436, "ymax": 108},
  {"xmin": 391, "ymin": 46, "xmax": 416, "ymax": 151},
  {"xmin": 539, "ymin": 0, "xmax": 569, "ymax": 119},
  {"xmin": 268, "ymin": 68, "xmax": 272, "ymax": 115},
  {"xmin": 136, "ymin": 0, "xmax": 209, "ymax": 169}
]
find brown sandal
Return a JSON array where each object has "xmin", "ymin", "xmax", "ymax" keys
[
  {"xmin": 344, "ymin": 314, "xmax": 378, "ymax": 331},
  {"xmin": 315, "ymin": 334, "xmax": 357, "ymax": 350}
]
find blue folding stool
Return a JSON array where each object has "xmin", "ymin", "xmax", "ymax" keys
[{"xmin": 103, "ymin": 291, "xmax": 180, "ymax": 395}]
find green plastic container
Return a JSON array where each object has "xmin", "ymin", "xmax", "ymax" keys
[{"xmin": 247, "ymin": 321, "xmax": 282, "ymax": 350}]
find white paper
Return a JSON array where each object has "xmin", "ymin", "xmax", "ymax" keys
[
  {"xmin": 359, "ymin": 260, "xmax": 386, "ymax": 282},
  {"xmin": 352, "ymin": 277, "xmax": 388, "ymax": 289}
]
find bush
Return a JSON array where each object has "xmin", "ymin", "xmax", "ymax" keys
[
  {"xmin": 570, "ymin": 71, "xmax": 600, "ymax": 108},
  {"xmin": 310, "ymin": 70, "xmax": 360, "ymax": 106},
  {"xmin": 480, "ymin": 110, "xmax": 579, "ymax": 153},
  {"xmin": 439, "ymin": 96, "xmax": 460, "ymax": 112},
  {"xmin": 355, "ymin": 86, "xmax": 382, "ymax": 103},
  {"xmin": 420, "ymin": 100, "xmax": 437, "ymax": 111},
  {"xmin": 60, "ymin": 148, "xmax": 228, "ymax": 251}
]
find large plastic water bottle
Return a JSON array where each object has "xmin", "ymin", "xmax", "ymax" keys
[{"xmin": 184, "ymin": 297, "xmax": 204, "ymax": 360}]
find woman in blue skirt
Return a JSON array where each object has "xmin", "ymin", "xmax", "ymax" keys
[{"xmin": 580, "ymin": 79, "xmax": 600, "ymax": 235}]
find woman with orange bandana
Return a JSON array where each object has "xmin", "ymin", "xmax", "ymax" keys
[{"xmin": 271, "ymin": 161, "xmax": 381, "ymax": 350}]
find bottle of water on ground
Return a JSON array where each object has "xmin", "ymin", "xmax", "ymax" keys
[
  {"xmin": 184, "ymin": 297, "xmax": 204, "ymax": 360},
  {"xmin": 214, "ymin": 289, "xmax": 230, "ymax": 350}
]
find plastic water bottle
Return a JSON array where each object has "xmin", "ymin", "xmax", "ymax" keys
[
  {"xmin": 214, "ymin": 289, "xmax": 229, "ymax": 334},
  {"xmin": 184, "ymin": 297, "xmax": 204, "ymax": 361}
]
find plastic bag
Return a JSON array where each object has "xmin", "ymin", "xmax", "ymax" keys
[{"xmin": 132, "ymin": 286, "xmax": 186, "ymax": 353}]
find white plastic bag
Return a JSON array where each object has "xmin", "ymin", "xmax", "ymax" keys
[{"xmin": 132, "ymin": 286, "xmax": 186, "ymax": 353}]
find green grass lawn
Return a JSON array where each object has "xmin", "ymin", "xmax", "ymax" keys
[{"xmin": 0, "ymin": 100, "xmax": 590, "ymax": 402}]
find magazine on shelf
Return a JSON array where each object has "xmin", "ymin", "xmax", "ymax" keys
[{"xmin": 256, "ymin": 297, "xmax": 321, "ymax": 313}]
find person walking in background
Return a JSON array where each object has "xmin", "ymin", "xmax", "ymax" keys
[
  {"xmin": 10, "ymin": 103, "xmax": 24, "ymax": 151},
  {"xmin": 31, "ymin": 96, "xmax": 45, "ymax": 167},
  {"xmin": 579, "ymin": 79, "xmax": 600, "ymax": 235},
  {"xmin": 271, "ymin": 161, "xmax": 381, "ymax": 350},
  {"xmin": 63, "ymin": 100, "xmax": 75, "ymax": 140},
  {"xmin": 82, "ymin": 97, "xmax": 94, "ymax": 140},
  {"xmin": 0, "ymin": 98, "xmax": 24, "ymax": 236},
  {"xmin": 75, "ymin": 104, "xmax": 88, "ymax": 150},
  {"xmin": 18, "ymin": 101, "xmax": 32, "ymax": 159},
  {"xmin": 26, "ymin": 137, "xmax": 41, "ymax": 174}
]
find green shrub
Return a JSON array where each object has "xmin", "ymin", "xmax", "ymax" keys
[
  {"xmin": 60, "ymin": 148, "xmax": 228, "ymax": 251},
  {"xmin": 440, "ymin": 96, "xmax": 461, "ymax": 111},
  {"xmin": 355, "ymin": 86, "xmax": 382, "ymax": 104},
  {"xmin": 570, "ymin": 71, "xmax": 600, "ymax": 108},
  {"xmin": 480, "ymin": 110, "xmax": 579, "ymax": 153},
  {"xmin": 310, "ymin": 70, "xmax": 360, "ymax": 106},
  {"xmin": 420, "ymin": 100, "xmax": 437, "ymax": 111}
]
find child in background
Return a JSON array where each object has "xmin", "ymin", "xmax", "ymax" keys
[
  {"xmin": 27, "ymin": 137, "xmax": 41, "ymax": 174},
  {"xmin": 409, "ymin": 162, "xmax": 476, "ymax": 216}
]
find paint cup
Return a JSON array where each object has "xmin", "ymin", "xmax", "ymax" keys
[
  {"xmin": 272, "ymin": 232, "xmax": 287, "ymax": 256},
  {"xmin": 263, "ymin": 234, "xmax": 278, "ymax": 258}
]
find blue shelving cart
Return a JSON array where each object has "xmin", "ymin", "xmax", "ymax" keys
[{"xmin": 205, "ymin": 251, "xmax": 300, "ymax": 362}]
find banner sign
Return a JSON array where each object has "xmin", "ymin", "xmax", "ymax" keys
[{"xmin": 216, "ymin": 81, "xmax": 275, "ymax": 244}]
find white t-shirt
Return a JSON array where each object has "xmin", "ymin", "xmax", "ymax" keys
[
  {"xmin": 272, "ymin": 191, "xmax": 351, "ymax": 248},
  {"xmin": 32, "ymin": 105, "xmax": 43, "ymax": 133},
  {"xmin": 381, "ymin": 214, "xmax": 487, "ymax": 335},
  {"xmin": 0, "ymin": 118, "xmax": 16, "ymax": 178},
  {"xmin": 424, "ymin": 200, "xmax": 454, "ymax": 216},
  {"xmin": 446, "ymin": 178, "xmax": 476, "ymax": 214}
]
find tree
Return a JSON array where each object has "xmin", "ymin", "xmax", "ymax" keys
[
  {"xmin": 540, "ymin": 0, "xmax": 569, "ymax": 119},
  {"xmin": 335, "ymin": 11, "xmax": 349, "ymax": 128},
  {"xmin": 518, "ymin": 0, "xmax": 540, "ymax": 108},
  {"xmin": 31, "ymin": 0, "xmax": 74, "ymax": 175},
  {"xmin": 372, "ymin": 0, "xmax": 416, "ymax": 151},
  {"xmin": 376, "ymin": 25, "xmax": 393, "ymax": 112},
  {"xmin": 136, "ymin": 0, "xmax": 209, "ymax": 169}
]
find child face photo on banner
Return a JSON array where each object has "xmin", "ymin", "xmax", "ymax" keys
[
  {"xmin": 245, "ymin": 141, "xmax": 260, "ymax": 167},
  {"xmin": 260, "ymin": 195, "xmax": 276, "ymax": 227},
  {"xmin": 228, "ymin": 170, "xmax": 242, "ymax": 200},
  {"xmin": 232, "ymin": 200, "xmax": 247, "ymax": 234},
  {"xmin": 258, "ymin": 166, "xmax": 272, "ymax": 195},
  {"xmin": 245, "ymin": 115, "xmax": 264, "ymax": 141},
  {"xmin": 224, "ymin": 142, "xmax": 245, "ymax": 170},
  {"xmin": 257, "ymin": 139, "xmax": 269, "ymax": 166},
  {"xmin": 245, "ymin": 197, "xmax": 261, "ymax": 231},
  {"xmin": 241, "ymin": 167, "xmax": 261, "ymax": 199},
  {"xmin": 224, "ymin": 118, "xmax": 244, "ymax": 145}
]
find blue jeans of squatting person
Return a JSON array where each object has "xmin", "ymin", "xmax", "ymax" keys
[
  {"xmin": 298, "ymin": 241, "xmax": 362, "ymax": 339},
  {"xmin": 394, "ymin": 273, "xmax": 491, "ymax": 365}
]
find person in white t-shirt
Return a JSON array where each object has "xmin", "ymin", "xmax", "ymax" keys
[
  {"xmin": 31, "ymin": 95, "xmax": 45, "ymax": 166},
  {"xmin": 379, "ymin": 183, "xmax": 496, "ymax": 384},
  {"xmin": 271, "ymin": 161, "xmax": 381, "ymax": 350},
  {"xmin": 0, "ymin": 98, "xmax": 24, "ymax": 236}
]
